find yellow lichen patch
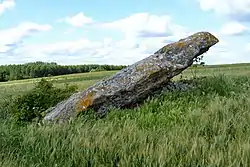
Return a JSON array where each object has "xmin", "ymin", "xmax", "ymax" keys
[
  {"xmin": 173, "ymin": 41, "xmax": 185, "ymax": 48},
  {"xmin": 76, "ymin": 91, "xmax": 95, "ymax": 114},
  {"xmin": 158, "ymin": 41, "xmax": 185, "ymax": 53},
  {"xmin": 160, "ymin": 45, "xmax": 169, "ymax": 53}
]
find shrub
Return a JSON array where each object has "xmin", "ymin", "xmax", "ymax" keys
[{"xmin": 9, "ymin": 78, "xmax": 78, "ymax": 123}]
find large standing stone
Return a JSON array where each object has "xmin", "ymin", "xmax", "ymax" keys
[{"xmin": 44, "ymin": 31, "xmax": 219, "ymax": 123}]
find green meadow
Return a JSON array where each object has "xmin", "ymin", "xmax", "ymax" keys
[{"xmin": 1, "ymin": 63, "xmax": 250, "ymax": 167}]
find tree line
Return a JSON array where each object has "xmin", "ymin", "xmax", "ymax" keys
[{"xmin": 0, "ymin": 61, "xmax": 126, "ymax": 82}]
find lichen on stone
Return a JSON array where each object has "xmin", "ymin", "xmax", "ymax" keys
[{"xmin": 76, "ymin": 91, "xmax": 95, "ymax": 113}]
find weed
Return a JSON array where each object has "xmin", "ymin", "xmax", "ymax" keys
[{"xmin": 7, "ymin": 78, "xmax": 78, "ymax": 123}]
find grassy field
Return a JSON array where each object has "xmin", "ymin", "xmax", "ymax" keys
[{"xmin": 1, "ymin": 64, "xmax": 250, "ymax": 166}]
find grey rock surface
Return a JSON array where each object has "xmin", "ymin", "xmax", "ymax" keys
[{"xmin": 43, "ymin": 31, "xmax": 219, "ymax": 123}]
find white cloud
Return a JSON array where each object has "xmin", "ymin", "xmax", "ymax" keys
[
  {"xmin": 198, "ymin": 0, "xmax": 250, "ymax": 21},
  {"xmin": 2, "ymin": 11, "xmax": 245, "ymax": 66},
  {"xmin": 41, "ymin": 39, "xmax": 102, "ymax": 56},
  {"xmin": 0, "ymin": 22, "xmax": 52, "ymax": 53},
  {"xmin": 59, "ymin": 12, "xmax": 93, "ymax": 27},
  {"xmin": 100, "ymin": 13, "xmax": 187, "ymax": 38},
  {"xmin": 220, "ymin": 21, "xmax": 249, "ymax": 36},
  {"xmin": 202, "ymin": 35, "xmax": 250, "ymax": 65},
  {"xmin": 0, "ymin": 23, "xmax": 224, "ymax": 65},
  {"xmin": 0, "ymin": 36, "xmax": 157, "ymax": 65},
  {"xmin": 12, "ymin": 12, "xmax": 189, "ymax": 65},
  {"xmin": 0, "ymin": 0, "xmax": 15, "ymax": 16},
  {"xmin": 3, "ymin": 12, "xmax": 188, "ymax": 65},
  {"xmin": 7, "ymin": 39, "xmax": 105, "ymax": 65},
  {"xmin": 0, "ymin": 31, "xmax": 234, "ymax": 66}
]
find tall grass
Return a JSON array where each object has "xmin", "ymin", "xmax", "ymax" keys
[{"xmin": 1, "ymin": 70, "xmax": 250, "ymax": 166}]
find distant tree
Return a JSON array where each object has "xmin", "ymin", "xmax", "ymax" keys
[{"xmin": 0, "ymin": 61, "xmax": 126, "ymax": 82}]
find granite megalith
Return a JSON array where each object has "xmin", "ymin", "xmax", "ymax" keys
[{"xmin": 43, "ymin": 31, "xmax": 219, "ymax": 123}]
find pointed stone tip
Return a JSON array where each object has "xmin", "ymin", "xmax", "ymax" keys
[
  {"xmin": 154, "ymin": 31, "xmax": 219, "ymax": 55},
  {"xmin": 192, "ymin": 31, "xmax": 219, "ymax": 46}
]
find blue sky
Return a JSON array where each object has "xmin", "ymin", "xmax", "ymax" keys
[{"xmin": 1, "ymin": 0, "xmax": 250, "ymax": 65}]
